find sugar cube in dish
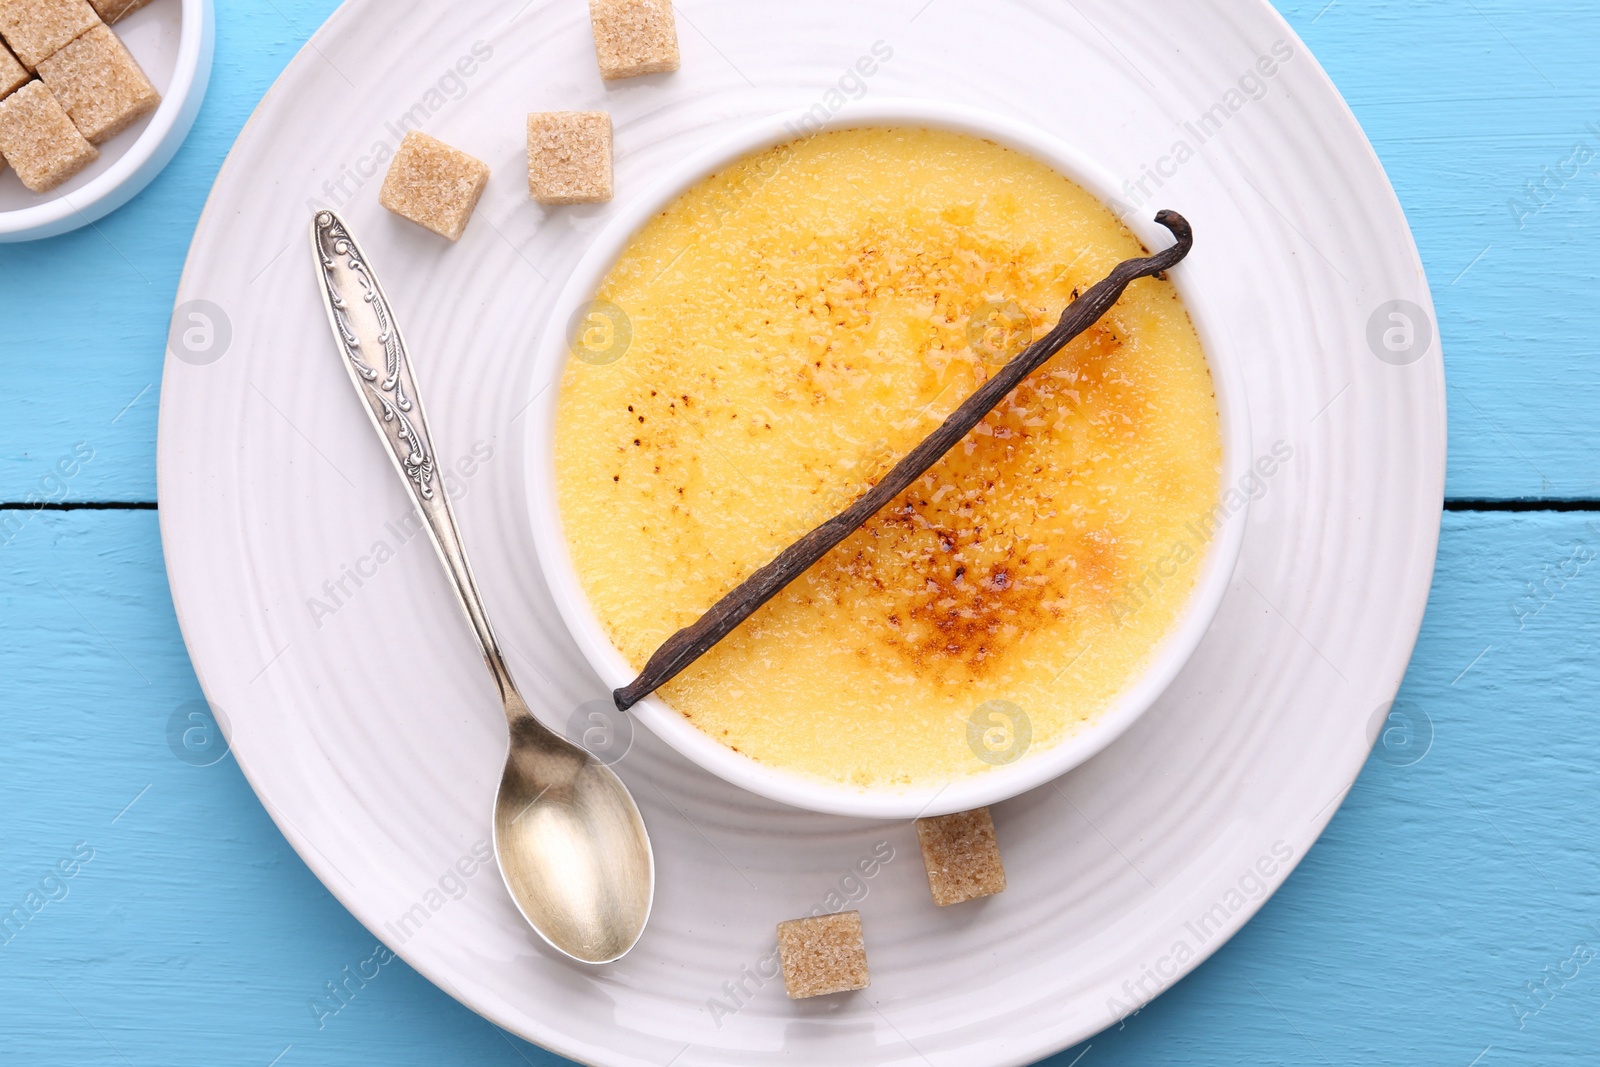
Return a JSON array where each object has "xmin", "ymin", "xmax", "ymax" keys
[
  {"xmin": 0, "ymin": 0, "xmax": 100, "ymax": 70},
  {"xmin": 88, "ymin": 0, "xmax": 150, "ymax": 23},
  {"xmin": 37, "ymin": 23, "xmax": 158, "ymax": 143},
  {"xmin": 0, "ymin": 78, "xmax": 96, "ymax": 191},
  {"xmin": 0, "ymin": 39, "xmax": 28, "ymax": 95}
]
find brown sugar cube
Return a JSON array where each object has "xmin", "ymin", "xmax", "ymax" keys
[
  {"xmin": 0, "ymin": 79, "xmax": 96, "ymax": 191},
  {"xmin": 88, "ymin": 0, "xmax": 151, "ymax": 22},
  {"xmin": 0, "ymin": 0, "xmax": 100, "ymax": 69},
  {"xmin": 37, "ymin": 25, "xmax": 158, "ymax": 143},
  {"xmin": 776, "ymin": 911, "xmax": 870, "ymax": 999},
  {"xmin": 588, "ymin": 0, "xmax": 679, "ymax": 81},
  {"xmin": 1, "ymin": 40, "xmax": 27, "ymax": 95},
  {"xmin": 915, "ymin": 807, "xmax": 1007, "ymax": 906},
  {"xmin": 527, "ymin": 111, "xmax": 612, "ymax": 205},
  {"xmin": 378, "ymin": 130, "xmax": 489, "ymax": 241}
]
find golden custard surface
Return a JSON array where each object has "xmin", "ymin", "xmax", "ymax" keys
[{"xmin": 555, "ymin": 128, "xmax": 1222, "ymax": 789}]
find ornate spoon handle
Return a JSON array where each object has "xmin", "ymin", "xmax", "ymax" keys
[{"xmin": 311, "ymin": 210, "xmax": 521, "ymax": 715}]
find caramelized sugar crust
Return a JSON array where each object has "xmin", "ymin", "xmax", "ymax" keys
[{"xmin": 830, "ymin": 326, "xmax": 1128, "ymax": 682}]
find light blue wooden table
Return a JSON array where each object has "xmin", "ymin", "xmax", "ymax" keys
[{"xmin": 3, "ymin": 2, "xmax": 1597, "ymax": 1064}]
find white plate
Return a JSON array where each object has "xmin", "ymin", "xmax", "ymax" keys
[
  {"xmin": 156, "ymin": 1, "xmax": 1445, "ymax": 1065},
  {"xmin": 0, "ymin": 0, "xmax": 213, "ymax": 242}
]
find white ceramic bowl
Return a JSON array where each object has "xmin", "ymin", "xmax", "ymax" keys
[
  {"xmin": 0, "ymin": 0, "xmax": 213, "ymax": 242},
  {"xmin": 527, "ymin": 99, "xmax": 1250, "ymax": 819}
]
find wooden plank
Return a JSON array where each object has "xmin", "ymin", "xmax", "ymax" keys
[
  {"xmin": 1282, "ymin": 0, "xmax": 1600, "ymax": 499},
  {"xmin": 3, "ymin": 508, "xmax": 1596, "ymax": 1063},
  {"xmin": 0, "ymin": 0, "xmax": 344, "ymax": 505},
  {"xmin": 1045, "ymin": 507, "xmax": 1600, "ymax": 1063},
  {"xmin": 3, "ymin": 0, "xmax": 1597, "ymax": 501},
  {"xmin": 0, "ymin": 511, "xmax": 560, "ymax": 1063}
]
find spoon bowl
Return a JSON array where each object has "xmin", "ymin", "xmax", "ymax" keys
[{"xmin": 494, "ymin": 713, "xmax": 654, "ymax": 964}]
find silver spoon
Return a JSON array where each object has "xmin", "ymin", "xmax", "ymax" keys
[{"xmin": 311, "ymin": 210, "xmax": 654, "ymax": 964}]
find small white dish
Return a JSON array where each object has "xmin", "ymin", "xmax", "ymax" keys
[
  {"xmin": 0, "ymin": 0, "xmax": 213, "ymax": 243},
  {"xmin": 526, "ymin": 98, "xmax": 1253, "ymax": 820}
]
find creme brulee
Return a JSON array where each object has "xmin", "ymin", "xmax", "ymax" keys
[{"xmin": 554, "ymin": 127, "xmax": 1222, "ymax": 789}]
